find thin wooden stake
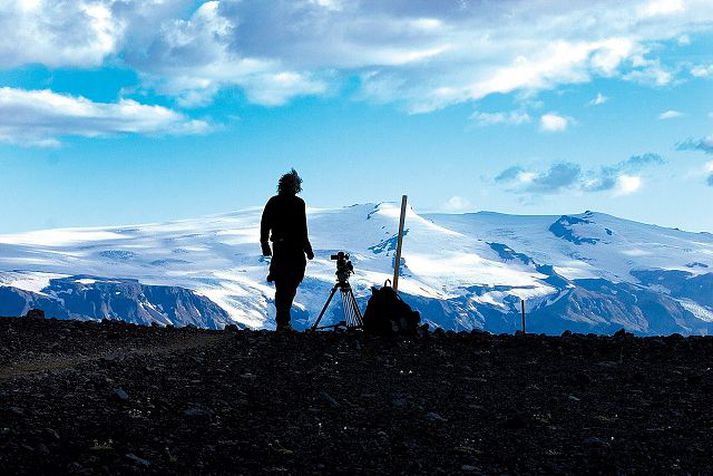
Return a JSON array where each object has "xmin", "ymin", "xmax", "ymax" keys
[
  {"xmin": 520, "ymin": 299, "xmax": 526, "ymax": 334},
  {"xmin": 392, "ymin": 195, "xmax": 408, "ymax": 293}
]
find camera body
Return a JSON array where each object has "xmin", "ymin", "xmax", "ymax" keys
[{"xmin": 330, "ymin": 251, "xmax": 354, "ymax": 283}]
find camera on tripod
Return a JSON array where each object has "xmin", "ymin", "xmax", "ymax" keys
[
  {"xmin": 310, "ymin": 251, "xmax": 362, "ymax": 331},
  {"xmin": 330, "ymin": 251, "xmax": 354, "ymax": 283}
]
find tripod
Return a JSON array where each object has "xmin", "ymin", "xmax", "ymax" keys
[{"xmin": 310, "ymin": 278, "xmax": 363, "ymax": 331}]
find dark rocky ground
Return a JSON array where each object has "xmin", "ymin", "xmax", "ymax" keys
[{"xmin": 1, "ymin": 317, "xmax": 712, "ymax": 474}]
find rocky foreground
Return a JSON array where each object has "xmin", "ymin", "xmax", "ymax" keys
[{"xmin": 1, "ymin": 317, "xmax": 712, "ymax": 474}]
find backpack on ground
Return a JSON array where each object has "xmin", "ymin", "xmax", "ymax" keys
[{"xmin": 362, "ymin": 280, "xmax": 420, "ymax": 337}]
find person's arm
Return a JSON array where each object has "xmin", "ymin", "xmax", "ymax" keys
[
  {"xmin": 260, "ymin": 199, "xmax": 272, "ymax": 256},
  {"xmin": 301, "ymin": 200, "xmax": 314, "ymax": 260}
]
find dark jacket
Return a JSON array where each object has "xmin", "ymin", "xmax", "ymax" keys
[{"xmin": 260, "ymin": 194, "xmax": 314, "ymax": 257}]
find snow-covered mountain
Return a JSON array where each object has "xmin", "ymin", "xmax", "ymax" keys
[{"xmin": 1, "ymin": 203, "xmax": 712, "ymax": 335}]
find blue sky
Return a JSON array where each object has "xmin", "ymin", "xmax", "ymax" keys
[{"xmin": 0, "ymin": 0, "xmax": 712, "ymax": 233}]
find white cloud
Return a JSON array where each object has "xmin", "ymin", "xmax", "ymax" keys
[
  {"xmin": 516, "ymin": 171, "xmax": 537, "ymax": 184},
  {"xmin": 0, "ymin": 87, "xmax": 208, "ymax": 146},
  {"xmin": 126, "ymin": 1, "xmax": 327, "ymax": 107},
  {"xmin": 0, "ymin": 0, "xmax": 122, "ymax": 68},
  {"xmin": 613, "ymin": 174, "xmax": 642, "ymax": 195},
  {"xmin": 2, "ymin": 0, "xmax": 713, "ymax": 110},
  {"xmin": 691, "ymin": 64, "xmax": 713, "ymax": 77},
  {"xmin": 623, "ymin": 56, "xmax": 674, "ymax": 85},
  {"xmin": 540, "ymin": 113, "xmax": 570, "ymax": 132},
  {"xmin": 509, "ymin": 163, "xmax": 582, "ymax": 194},
  {"xmin": 470, "ymin": 111, "xmax": 531, "ymax": 126},
  {"xmin": 658, "ymin": 110, "xmax": 684, "ymax": 119},
  {"xmin": 590, "ymin": 38, "xmax": 636, "ymax": 76},
  {"xmin": 443, "ymin": 196, "xmax": 472, "ymax": 212},
  {"xmin": 588, "ymin": 93, "xmax": 609, "ymax": 106},
  {"xmin": 496, "ymin": 153, "xmax": 663, "ymax": 195},
  {"xmin": 705, "ymin": 161, "xmax": 713, "ymax": 173},
  {"xmin": 405, "ymin": 38, "xmax": 639, "ymax": 113},
  {"xmin": 237, "ymin": 71, "xmax": 328, "ymax": 107},
  {"xmin": 637, "ymin": 0, "xmax": 685, "ymax": 18}
]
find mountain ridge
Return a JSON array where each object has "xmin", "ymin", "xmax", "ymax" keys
[{"xmin": 1, "ymin": 204, "xmax": 712, "ymax": 335}]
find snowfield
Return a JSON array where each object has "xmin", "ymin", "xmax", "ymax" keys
[{"xmin": 1, "ymin": 203, "xmax": 712, "ymax": 335}]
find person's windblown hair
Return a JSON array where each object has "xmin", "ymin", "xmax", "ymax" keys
[{"xmin": 277, "ymin": 169, "xmax": 303, "ymax": 195}]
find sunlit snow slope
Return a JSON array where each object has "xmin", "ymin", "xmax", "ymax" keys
[{"xmin": 1, "ymin": 204, "xmax": 712, "ymax": 335}]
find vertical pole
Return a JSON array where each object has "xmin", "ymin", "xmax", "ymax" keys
[
  {"xmin": 392, "ymin": 195, "xmax": 408, "ymax": 293},
  {"xmin": 520, "ymin": 299, "xmax": 526, "ymax": 334}
]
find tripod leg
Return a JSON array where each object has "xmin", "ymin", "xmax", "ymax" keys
[
  {"xmin": 311, "ymin": 284, "xmax": 339, "ymax": 331},
  {"xmin": 339, "ymin": 288, "xmax": 361, "ymax": 328},
  {"xmin": 340, "ymin": 289, "xmax": 349, "ymax": 327},
  {"xmin": 341, "ymin": 289, "xmax": 356, "ymax": 328},
  {"xmin": 351, "ymin": 295, "xmax": 362, "ymax": 327},
  {"xmin": 349, "ymin": 293, "xmax": 358, "ymax": 327},
  {"xmin": 347, "ymin": 289, "xmax": 363, "ymax": 327}
]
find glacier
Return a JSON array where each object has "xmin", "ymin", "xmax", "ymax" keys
[{"xmin": 1, "ymin": 203, "xmax": 712, "ymax": 335}]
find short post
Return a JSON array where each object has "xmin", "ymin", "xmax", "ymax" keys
[
  {"xmin": 392, "ymin": 195, "xmax": 408, "ymax": 293},
  {"xmin": 520, "ymin": 299, "xmax": 526, "ymax": 334}
]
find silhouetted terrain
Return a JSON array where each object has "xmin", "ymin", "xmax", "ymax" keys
[{"xmin": 1, "ymin": 316, "xmax": 712, "ymax": 474}]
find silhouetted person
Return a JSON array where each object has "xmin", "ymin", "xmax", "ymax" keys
[{"xmin": 261, "ymin": 169, "xmax": 314, "ymax": 331}]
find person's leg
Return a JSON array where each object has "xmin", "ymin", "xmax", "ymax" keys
[
  {"xmin": 274, "ymin": 278, "xmax": 299, "ymax": 330},
  {"xmin": 274, "ymin": 279, "xmax": 289, "ymax": 328},
  {"xmin": 272, "ymin": 246, "xmax": 305, "ymax": 330}
]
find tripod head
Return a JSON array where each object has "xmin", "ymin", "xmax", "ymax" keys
[{"xmin": 330, "ymin": 251, "xmax": 354, "ymax": 285}]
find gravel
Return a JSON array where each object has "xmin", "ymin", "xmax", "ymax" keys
[{"xmin": 1, "ymin": 316, "xmax": 712, "ymax": 474}]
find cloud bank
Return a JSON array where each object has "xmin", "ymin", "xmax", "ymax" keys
[
  {"xmin": 495, "ymin": 153, "xmax": 666, "ymax": 195},
  {"xmin": 1, "ymin": 0, "xmax": 712, "ymax": 111},
  {"xmin": 0, "ymin": 87, "xmax": 208, "ymax": 146},
  {"xmin": 677, "ymin": 136, "xmax": 713, "ymax": 154}
]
